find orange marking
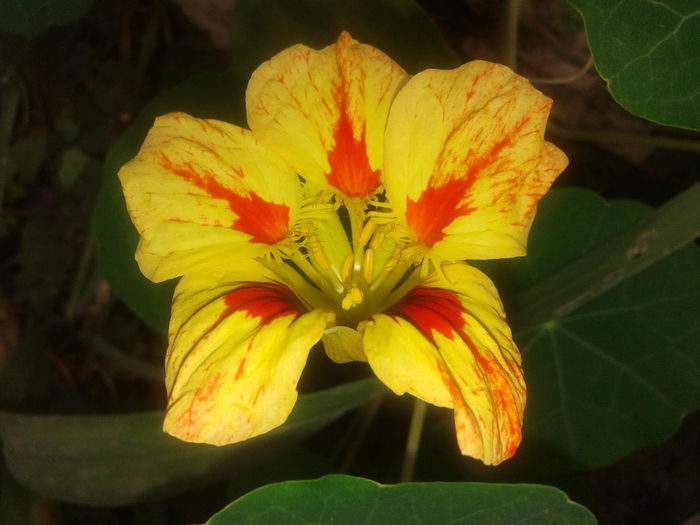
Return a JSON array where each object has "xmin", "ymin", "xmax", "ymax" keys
[
  {"xmin": 196, "ymin": 371, "xmax": 223, "ymax": 401},
  {"xmin": 160, "ymin": 154, "xmax": 289, "ymax": 244},
  {"xmin": 406, "ymin": 115, "xmax": 534, "ymax": 247},
  {"xmin": 385, "ymin": 286, "xmax": 464, "ymax": 345},
  {"xmin": 324, "ymin": 84, "xmax": 380, "ymax": 198},
  {"xmin": 436, "ymin": 360, "xmax": 461, "ymax": 401},
  {"xmin": 470, "ymin": 346, "xmax": 522, "ymax": 456},
  {"xmin": 235, "ymin": 358, "xmax": 246, "ymax": 380},
  {"xmin": 406, "ymin": 178, "xmax": 476, "ymax": 247},
  {"xmin": 219, "ymin": 282, "xmax": 303, "ymax": 327}
]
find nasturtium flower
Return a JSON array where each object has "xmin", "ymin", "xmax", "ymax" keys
[{"xmin": 119, "ymin": 32, "xmax": 567, "ymax": 465}]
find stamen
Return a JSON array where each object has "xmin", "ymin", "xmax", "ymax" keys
[
  {"xmin": 369, "ymin": 230, "xmax": 385, "ymax": 250},
  {"xmin": 350, "ymin": 286, "xmax": 363, "ymax": 304},
  {"xmin": 341, "ymin": 286, "xmax": 364, "ymax": 311},
  {"xmin": 341, "ymin": 293, "xmax": 354, "ymax": 311},
  {"xmin": 308, "ymin": 233, "xmax": 332, "ymax": 270},
  {"xmin": 260, "ymin": 254, "xmax": 331, "ymax": 311},
  {"xmin": 359, "ymin": 220, "xmax": 377, "ymax": 246},
  {"xmin": 341, "ymin": 253, "xmax": 354, "ymax": 284},
  {"xmin": 367, "ymin": 210, "xmax": 397, "ymax": 225},
  {"xmin": 298, "ymin": 193, "xmax": 337, "ymax": 221},
  {"xmin": 369, "ymin": 244, "xmax": 404, "ymax": 293},
  {"xmin": 362, "ymin": 248, "xmax": 374, "ymax": 284},
  {"xmin": 290, "ymin": 249, "xmax": 343, "ymax": 296}
]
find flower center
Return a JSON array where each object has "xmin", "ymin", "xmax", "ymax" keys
[{"xmin": 265, "ymin": 193, "xmax": 417, "ymax": 328}]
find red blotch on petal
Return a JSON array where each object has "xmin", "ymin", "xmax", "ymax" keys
[
  {"xmin": 385, "ymin": 286, "xmax": 469, "ymax": 346},
  {"xmin": 160, "ymin": 154, "xmax": 290, "ymax": 244},
  {"xmin": 221, "ymin": 282, "xmax": 303, "ymax": 327},
  {"xmin": 406, "ymin": 136, "xmax": 515, "ymax": 248},
  {"xmin": 324, "ymin": 86, "xmax": 380, "ymax": 198},
  {"xmin": 406, "ymin": 178, "xmax": 476, "ymax": 248}
]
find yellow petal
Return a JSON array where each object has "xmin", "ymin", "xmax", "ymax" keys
[
  {"xmin": 383, "ymin": 61, "xmax": 567, "ymax": 262},
  {"xmin": 361, "ymin": 263, "xmax": 525, "ymax": 465},
  {"xmin": 247, "ymin": 31, "xmax": 407, "ymax": 198},
  {"xmin": 119, "ymin": 112, "xmax": 302, "ymax": 282},
  {"xmin": 164, "ymin": 259, "xmax": 330, "ymax": 444},
  {"xmin": 322, "ymin": 325, "xmax": 367, "ymax": 363}
]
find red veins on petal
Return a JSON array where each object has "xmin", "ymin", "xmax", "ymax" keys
[
  {"xmin": 325, "ymin": 86, "xmax": 380, "ymax": 198},
  {"xmin": 406, "ymin": 178, "xmax": 476, "ymax": 248},
  {"xmin": 385, "ymin": 285, "xmax": 522, "ymax": 454},
  {"xmin": 220, "ymin": 282, "xmax": 303, "ymax": 327},
  {"xmin": 406, "ymin": 136, "xmax": 515, "ymax": 248},
  {"xmin": 160, "ymin": 154, "xmax": 290, "ymax": 244},
  {"xmin": 385, "ymin": 286, "xmax": 466, "ymax": 346}
]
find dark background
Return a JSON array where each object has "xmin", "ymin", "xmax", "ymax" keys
[{"xmin": 0, "ymin": 1, "xmax": 698, "ymax": 524}]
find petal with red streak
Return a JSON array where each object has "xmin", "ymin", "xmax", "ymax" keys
[
  {"xmin": 361, "ymin": 263, "xmax": 525, "ymax": 465},
  {"xmin": 383, "ymin": 61, "xmax": 567, "ymax": 262},
  {"xmin": 246, "ymin": 31, "xmax": 407, "ymax": 198},
  {"xmin": 164, "ymin": 260, "xmax": 330, "ymax": 445},
  {"xmin": 119, "ymin": 112, "xmax": 301, "ymax": 282}
]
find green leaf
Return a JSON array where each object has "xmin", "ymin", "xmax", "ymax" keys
[
  {"xmin": 92, "ymin": 68, "xmax": 248, "ymax": 331},
  {"xmin": 205, "ymin": 474, "xmax": 597, "ymax": 525},
  {"xmin": 230, "ymin": 0, "xmax": 459, "ymax": 75},
  {"xmin": 484, "ymin": 188, "xmax": 700, "ymax": 471},
  {"xmin": 0, "ymin": 378, "xmax": 384, "ymax": 505},
  {"xmin": 0, "ymin": 467, "xmax": 51, "ymax": 525},
  {"xmin": 0, "ymin": 0, "xmax": 94, "ymax": 37},
  {"xmin": 568, "ymin": 0, "xmax": 700, "ymax": 130}
]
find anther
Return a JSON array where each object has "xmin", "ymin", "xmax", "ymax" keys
[
  {"xmin": 341, "ymin": 286, "xmax": 364, "ymax": 311},
  {"xmin": 369, "ymin": 230, "xmax": 385, "ymax": 250},
  {"xmin": 341, "ymin": 253, "xmax": 354, "ymax": 284},
  {"xmin": 362, "ymin": 248, "xmax": 374, "ymax": 284},
  {"xmin": 308, "ymin": 234, "xmax": 331, "ymax": 270},
  {"xmin": 359, "ymin": 220, "xmax": 377, "ymax": 246},
  {"xmin": 350, "ymin": 286, "xmax": 363, "ymax": 304}
]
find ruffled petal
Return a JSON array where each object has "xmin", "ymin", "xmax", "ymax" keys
[
  {"xmin": 163, "ymin": 259, "xmax": 330, "ymax": 444},
  {"xmin": 383, "ymin": 61, "xmax": 567, "ymax": 262},
  {"xmin": 247, "ymin": 31, "xmax": 407, "ymax": 198},
  {"xmin": 119, "ymin": 112, "xmax": 302, "ymax": 282},
  {"xmin": 361, "ymin": 263, "xmax": 525, "ymax": 465}
]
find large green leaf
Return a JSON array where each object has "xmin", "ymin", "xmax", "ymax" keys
[
  {"xmin": 92, "ymin": 68, "xmax": 248, "ymax": 331},
  {"xmin": 0, "ymin": 378, "xmax": 384, "ymax": 505},
  {"xmin": 204, "ymin": 474, "xmax": 596, "ymax": 525},
  {"xmin": 230, "ymin": 0, "xmax": 459, "ymax": 75},
  {"xmin": 483, "ymin": 188, "xmax": 700, "ymax": 471},
  {"xmin": 568, "ymin": 0, "xmax": 700, "ymax": 130},
  {"xmin": 0, "ymin": 467, "xmax": 50, "ymax": 525},
  {"xmin": 0, "ymin": 0, "xmax": 94, "ymax": 37}
]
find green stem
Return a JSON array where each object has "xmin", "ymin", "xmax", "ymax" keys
[
  {"xmin": 547, "ymin": 121, "xmax": 700, "ymax": 152},
  {"xmin": 91, "ymin": 336, "xmax": 164, "ymax": 382},
  {"xmin": 511, "ymin": 181, "xmax": 700, "ymax": 335},
  {"xmin": 399, "ymin": 398, "xmax": 428, "ymax": 482},
  {"xmin": 338, "ymin": 395, "xmax": 384, "ymax": 473},
  {"xmin": 501, "ymin": 0, "xmax": 521, "ymax": 71},
  {"xmin": 65, "ymin": 234, "xmax": 96, "ymax": 320},
  {"xmin": 529, "ymin": 55, "xmax": 594, "ymax": 85}
]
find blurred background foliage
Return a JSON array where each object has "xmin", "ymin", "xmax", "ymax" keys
[{"xmin": 0, "ymin": 0, "xmax": 698, "ymax": 524}]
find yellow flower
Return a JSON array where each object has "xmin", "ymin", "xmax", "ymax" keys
[{"xmin": 119, "ymin": 32, "xmax": 567, "ymax": 465}]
